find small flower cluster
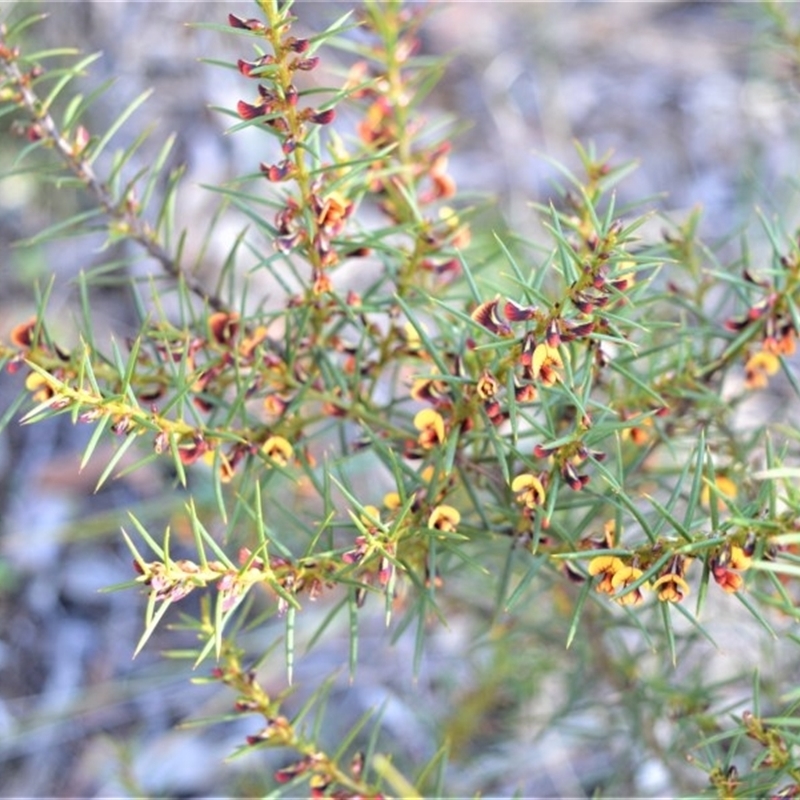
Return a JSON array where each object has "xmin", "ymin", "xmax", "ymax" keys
[
  {"xmin": 348, "ymin": 5, "xmax": 467, "ymax": 285},
  {"xmin": 134, "ymin": 546, "xmax": 335, "ymax": 614},
  {"xmin": 5, "ymin": 315, "xmax": 300, "ymax": 484},
  {"xmin": 1, "ymin": 35, "xmax": 87, "ymax": 158},
  {"xmin": 229, "ymin": 10, "xmax": 349, "ymax": 294},
  {"xmin": 533, "ymin": 440, "xmax": 605, "ymax": 492},
  {"xmin": 7, "ymin": 318, "xmax": 70, "ymax": 403},
  {"xmin": 343, "ymin": 464, "xmax": 461, "ymax": 603},
  {"xmin": 212, "ymin": 646, "xmax": 384, "ymax": 799},
  {"xmin": 724, "ymin": 267, "xmax": 799, "ymax": 390},
  {"xmin": 708, "ymin": 709, "xmax": 798, "ymax": 798},
  {"xmin": 586, "ymin": 537, "xmax": 754, "ymax": 606}
]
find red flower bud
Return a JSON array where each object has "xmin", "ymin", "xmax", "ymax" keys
[
  {"xmin": 309, "ymin": 108, "xmax": 336, "ymax": 125},
  {"xmin": 287, "ymin": 37, "xmax": 310, "ymax": 53},
  {"xmin": 293, "ymin": 56, "xmax": 320, "ymax": 71},
  {"xmin": 260, "ymin": 160, "xmax": 293, "ymax": 182},
  {"xmin": 228, "ymin": 13, "xmax": 266, "ymax": 32}
]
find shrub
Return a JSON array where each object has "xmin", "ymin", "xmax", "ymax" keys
[{"xmin": 3, "ymin": 1, "xmax": 800, "ymax": 797}]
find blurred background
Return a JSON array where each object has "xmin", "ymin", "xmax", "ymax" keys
[{"xmin": 2, "ymin": 1, "xmax": 800, "ymax": 796}]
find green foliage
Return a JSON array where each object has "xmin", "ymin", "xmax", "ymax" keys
[{"xmin": 4, "ymin": 1, "xmax": 800, "ymax": 796}]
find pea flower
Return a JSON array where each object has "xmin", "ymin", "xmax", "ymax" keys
[
  {"xmin": 531, "ymin": 343, "xmax": 563, "ymax": 386},
  {"xmin": 611, "ymin": 564, "xmax": 646, "ymax": 605},
  {"xmin": 414, "ymin": 408, "xmax": 445, "ymax": 449},
  {"xmin": 652, "ymin": 557, "xmax": 691, "ymax": 603},
  {"xmin": 262, "ymin": 435, "xmax": 293, "ymax": 466},
  {"xmin": 744, "ymin": 349, "xmax": 780, "ymax": 390},
  {"xmin": 428, "ymin": 505, "xmax": 461, "ymax": 533},
  {"xmin": 711, "ymin": 543, "xmax": 752, "ymax": 593},
  {"xmin": 588, "ymin": 555, "xmax": 624, "ymax": 595},
  {"xmin": 511, "ymin": 473, "xmax": 546, "ymax": 509}
]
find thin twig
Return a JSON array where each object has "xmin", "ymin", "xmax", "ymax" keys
[{"xmin": 0, "ymin": 35, "xmax": 228, "ymax": 313}]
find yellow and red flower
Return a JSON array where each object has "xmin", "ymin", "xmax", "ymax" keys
[
  {"xmin": 414, "ymin": 408, "xmax": 445, "ymax": 449},
  {"xmin": 744, "ymin": 348, "xmax": 780, "ymax": 390},
  {"xmin": 711, "ymin": 543, "xmax": 751, "ymax": 593},
  {"xmin": 610, "ymin": 564, "xmax": 646, "ymax": 606},
  {"xmin": 652, "ymin": 557, "xmax": 691, "ymax": 603},
  {"xmin": 262, "ymin": 435, "xmax": 293, "ymax": 467},
  {"xmin": 530, "ymin": 343, "xmax": 563, "ymax": 387},
  {"xmin": 511, "ymin": 473, "xmax": 547, "ymax": 510},
  {"xmin": 588, "ymin": 555, "xmax": 624, "ymax": 595},
  {"xmin": 428, "ymin": 505, "xmax": 461, "ymax": 533}
]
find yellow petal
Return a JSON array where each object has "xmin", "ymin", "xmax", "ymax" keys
[
  {"xmin": 414, "ymin": 408, "xmax": 445, "ymax": 439},
  {"xmin": 611, "ymin": 565, "xmax": 644, "ymax": 588},
  {"xmin": 383, "ymin": 492, "xmax": 401, "ymax": 510},
  {"xmin": 428, "ymin": 504, "xmax": 461, "ymax": 531},
  {"xmin": 652, "ymin": 573, "xmax": 690, "ymax": 601},
  {"xmin": 510, "ymin": 473, "xmax": 546, "ymax": 505},
  {"xmin": 530, "ymin": 343, "xmax": 549, "ymax": 379},
  {"xmin": 701, "ymin": 475, "xmax": 737, "ymax": 510},
  {"xmin": 262, "ymin": 435, "xmax": 293, "ymax": 465},
  {"xmin": 729, "ymin": 545, "xmax": 752, "ymax": 571},
  {"xmin": 360, "ymin": 505, "xmax": 382, "ymax": 526},
  {"xmin": 510, "ymin": 473, "xmax": 535, "ymax": 493},
  {"xmin": 746, "ymin": 350, "xmax": 780, "ymax": 376},
  {"xmin": 588, "ymin": 555, "xmax": 623, "ymax": 576}
]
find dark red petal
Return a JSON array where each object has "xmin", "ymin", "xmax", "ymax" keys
[
  {"xmin": 228, "ymin": 13, "xmax": 265, "ymax": 31},
  {"xmin": 260, "ymin": 160, "xmax": 293, "ymax": 182},
  {"xmin": 237, "ymin": 100, "xmax": 265, "ymax": 120},
  {"xmin": 504, "ymin": 299, "xmax": 537, "ymax": 322},
  {"xmin": 471, "ymin": 298, "xmax": 511, "ymax": 336},
  {"xmin": 237, "ymin": 59, "xmax": 255, "ymax": 77},
  {"xmin": 546, "ymin": 319, "xmax": 561, "ymax": 348},
  {"xmin": 293, "ymin": 56, "xmax": 320, "ymax": 71},
  {"xmin": 310, "ymin": 108, "xmax": 336, "ymax": 125},
  {"xmin": 10, "ymin": 318, "xmax": 37, "ymax": 348},
  {"xmin": 288, "ymin": 38, "xmax": 310, "ymax": 53}
]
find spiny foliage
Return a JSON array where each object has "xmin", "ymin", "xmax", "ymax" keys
[{"xmin": 3, "ymin": 1, "xmax": 800, "ymax": 796}]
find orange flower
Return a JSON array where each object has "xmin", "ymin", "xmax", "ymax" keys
[
  {"xmin": 10, "ymin": 317, "xmax": 38, "ymax": 349},
  {"xmin": 588, "ymin": 555, "xmax": 624, "ymax": 595},
  {"xmin": 651, "ymin": 555, "xmax": 691, "ymax": 603},
  {"xmin": 208, "ymin": 311, "xmax": 239, "ymax": 345},
  {"xmin": 511, "ymin": 473, "xmax": 546, "ymax": 509},
  {"xmin": 744, "ymin": 349, "xmax": 780, "ymax": 389},
  {"xmin": 316, "ymin": 191, "xmax": 353, "ymax": 236},
  {"xmin": 764, "ymin": 327, "xmax": 797, "ymax": 356},
  {"xmin": 414, "ymin": 408, "xmax": 445, "ymax": 449},
  {"xmin": 611, "ymin": 564, "xmax": 646, "ymax": 605},
  {"xmin": 312, "ymin": 271, "xmax": 332, "ymax": 295},
  {"xmin": 621, "ymin": 414, "xmax": 654, "ymax": 446},
  {"xmin": 652, "ymin": 572, "xmax": 690, "ymax": 603},
  {"xmin": 530, "ymin": 343, "xmax": 563, "ymax": 386},
  {"xmin": 711, "ymin": 543, "xmax": 752, "ymax": 593},
  {"xmin": 713, "ymin": 569, "xmax": 743, "ymax": 593}
]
